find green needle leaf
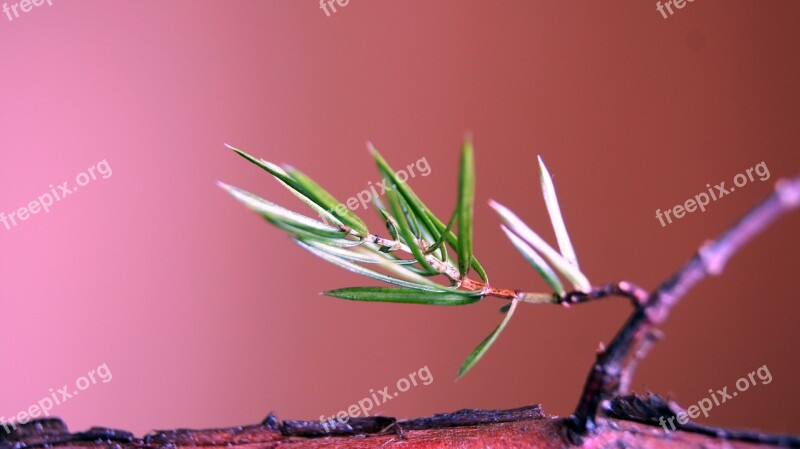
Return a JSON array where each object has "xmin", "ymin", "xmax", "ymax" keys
[
  {"xmin": 457, "ymin": 298, "xmax": 519, "ymax": 379},
  {"xmin": 379, "ymin": 208, "xmax": 400, "ymax": 241},
  {"xmin": 284, "ymin": 165, "xmax": 369, "ymax": 236},
  {"xmin": 295, "ymin": 239, "xmax": 445, "ymax": 292},
  {"xmin": 300, "ymin": 240, "xmax": 414, "ymax": 265},
  {"xmin": 500, "ymin": 225, "xmax": 566, "ymax": 296},
  {"xmin": 371, "ymin": 147, "xmax": 432, "ymax": 238},
  {"xmin": 385, "ymin": 184, "xmax": 438, "ymax": 274},
  {"xmin": 278, "ymin": 178, "xmax": 342, "ymax": 227},
  {"xmin": 490, "ymin": 199, "xmax": 591, "ymax": 292},
  {"xmin": 538, "ymin": 156, "xmax": 579, "ymax": 269},
  {"xmin": 457, "ymin": 139, "xmax": 475, "ymax": 277},
  {"xmin": 325, "ymin": 287, "xmax": 482, "ymax": 306},
  {"xmin": 426, "ymin": 206, "xmax": 456, "ymax": 255},
  {"xmin": 225, "ymin": 145, "xmax": 344, "ymax": 228},
  {"xmin": 369, "ymin": 143, "xmax": 489, "ymax": 282},
  {"xmin": 269, "ymin": 220, "xmax": 363, "ymax": 247},
  {"xmin": 398, "ymin": 192, "xmax": 422, "ymax": 238},
  {"xmin": 372, "ymin": 198, "xmax": 401, "ymax": 241},
  {"xmin": 218, "ymin": 182, "xmax": 345, "ymax": 238},
  {"xmin": 225, "ymin": 144, "xmax": 299, "ymax": 188},
  {"xmin": 417, "ymin": 190, "xmax": 487, "ymax": 280}
]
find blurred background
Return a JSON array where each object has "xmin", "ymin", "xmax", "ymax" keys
[{"xmin": 1, "ymin": 0, "xmax": 798, "ymax": 437}]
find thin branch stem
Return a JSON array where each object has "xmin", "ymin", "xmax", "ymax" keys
[
  {"xmin": 559, "ymin": 281, "xmax": 648, "ymax": 308},
  {"xmin": 358, "ymin": 229, "xmax": 526, "ymax": 299},
  {"xmin": 363, "ymin": 230, "xmax": 649, "ymax": 306},
  {"xmin": 619, "ymin": 330, "xmax": 661, "ymax": 395},
  {"xmin": 570, "ymin": 175, "xmax": 800, "ymax": 434}
]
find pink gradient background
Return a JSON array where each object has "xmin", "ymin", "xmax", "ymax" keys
[{"xmin": 1, "ymin": 0, "xmax": 799, "ymax": 437}]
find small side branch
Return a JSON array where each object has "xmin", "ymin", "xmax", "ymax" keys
[{"xmin": 560, "ymin": 281, "xmax": 648, "ymax": 308}]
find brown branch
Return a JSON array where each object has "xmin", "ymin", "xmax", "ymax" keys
[
  {"xmin": 570, "ymin": 175, "xmax": 800, "ymax": 434},
  {"xmin": 560, "ymin": 281, "xmax": 648, "ymax": 307},
  {"xmin": 5, "ymin": 400, "xmax": 799, "ymax": 449},
  {"xmin": 606, "ymin": 394, "xmax": 800, "ymax": 448},
  {"xmin": 368, "ymin": 232, "xmax": 647, "ymax": 304},
  {"xmin": 364, "ymin": 230, "xmax": 539, "ymax": 299}
]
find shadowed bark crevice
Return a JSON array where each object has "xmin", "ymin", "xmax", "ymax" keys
[{"xmin": 2, "ymin": 398, "xmax": 798, "ymax": 449}]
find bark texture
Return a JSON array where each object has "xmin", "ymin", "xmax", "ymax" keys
[{"xmin": 2, "ymin": 396, "xmax": 797, "ymax": 449}]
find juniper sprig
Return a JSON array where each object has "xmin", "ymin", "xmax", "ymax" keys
[{"xmin": 219, "ymin": 138, "xmax": 592, "ymax": 379}]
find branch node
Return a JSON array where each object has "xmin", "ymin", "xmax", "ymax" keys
[
  {"xmin": 775, "ymin": 178, "xmax": 800, "ymax": 207},
  {"xmin": 698, "ymin": 241, "xmax": 725, "ymax": 276}
]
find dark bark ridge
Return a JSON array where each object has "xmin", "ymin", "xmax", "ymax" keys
[{"xmin": 2, "ymin": 396, "xmax": 799, "ymax": 449}]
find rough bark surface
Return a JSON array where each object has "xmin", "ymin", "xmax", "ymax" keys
[{"xmin": 3, "ymin": 396, "xmax": 797, "ymax": 449}]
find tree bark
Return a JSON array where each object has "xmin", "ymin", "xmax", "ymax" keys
[{"xmin": 3, "ymin": 395, "xmax": 797, "ymax": 449}]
